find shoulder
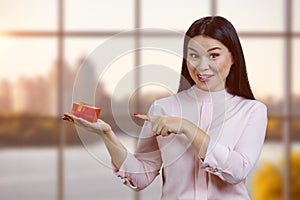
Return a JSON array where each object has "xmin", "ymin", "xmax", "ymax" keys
[{"xmin": 230, "ymin": 95, "xmax": 267, "ymax": 116}]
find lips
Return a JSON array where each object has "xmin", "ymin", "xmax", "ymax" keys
[{"xmin": 197, "ymin": 74, "xmax": 214, "ymax": 82}]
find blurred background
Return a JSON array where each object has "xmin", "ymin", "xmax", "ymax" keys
[{"xmin": 0, "ymin": 0, "xmax": 299, "ymax": 199}]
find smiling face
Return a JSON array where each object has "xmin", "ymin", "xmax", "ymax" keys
[{"xmin": 186, "ymin": 35, "xmax": 234, "ymax": 92}]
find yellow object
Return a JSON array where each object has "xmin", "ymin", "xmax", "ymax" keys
[{"xmin": 252, "ymin": 151, "xmax": 300, "ymax": 200}]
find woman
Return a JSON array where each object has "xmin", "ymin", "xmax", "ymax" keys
[{"xmin": 64, "ymin": 16, "xmax": 268, "ymax": 199}]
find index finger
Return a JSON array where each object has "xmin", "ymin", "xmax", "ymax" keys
[
  {"xmin": 134, "ymin": 113, "xmax": 153, "ymax": 121},
  {"xmin": 62, "ymin": 113, "xmax": 75, "ymax": 123}
]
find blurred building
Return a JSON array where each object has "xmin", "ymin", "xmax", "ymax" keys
[
  {"xmin": 0, "ymin": 56, "xmax": 97, "ymax": 116},
  {"xmin": 32, "ymin": 76, "xmax": 49, "ymax": 115},
  {"xmin": 48, "ymin": 60, "xmax": 75, "ymax": 116},
  {"xmin": 0, "ymin": 79, "xmax": 12, "ymax": 112},
  {"xmin": 12, "ymin": 77, "xmax": 32, "ymax": 113},
  {"xmin": 12, "ymin": 76, "xmax": 49, "ymax": 115}
]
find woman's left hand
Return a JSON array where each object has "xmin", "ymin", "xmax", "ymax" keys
[{"xmin": 134, "ymin": 113, "xmax": 189, "ymax": 137}]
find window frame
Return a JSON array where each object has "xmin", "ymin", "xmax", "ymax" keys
[{"xmin": 0, "ymin": 0, "xmax": 298, "ymax": 200}]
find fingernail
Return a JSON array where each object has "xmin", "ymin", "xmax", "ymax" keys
[{"xmin": 133, "ymin": 113, "xmax": 138, "ymax": 116}]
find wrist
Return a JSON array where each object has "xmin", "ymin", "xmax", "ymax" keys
[
  {"xmin": 104, "ymin": 129, "xmax": 113, "ymax": 136},
  {"xmin": 199, "ymin": 134, "xmax": 210, "ymax": 159},
  {"xmin": 182, "ymin": 119, "xmax": 197, "ymax": 136}
]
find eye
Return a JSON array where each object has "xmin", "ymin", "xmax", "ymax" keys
[
  {"xmin": 188, "ymin": 53, "xmax": 199, "ymax": 59},
  {"xmin": 209, "ymin": 53, "xmax": 219, "ymax": 59}
]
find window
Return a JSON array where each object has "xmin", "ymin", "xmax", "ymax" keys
[
  {"xmin": 65, "ymin": 0, "xmax": 134, "ymax": 30},
  {"xmin": 0, "ymin": 0, "xmax": 57, "ymax": 31},
  {"xmin": 218, "ymin": 0, "xmax": 285, "ymax": 32},
  {"xmin": 0, "ymin": 1, "xmax": 299, "ymax": 200}
]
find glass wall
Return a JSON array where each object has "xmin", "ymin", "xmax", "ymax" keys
[
  {"xmin": 217, "ymin": 1, "xmax": 299, "ymax": 199},
  {"xmin": 0, "ymin": 1, "xmax": 58, "ymax": 198},
  {"xmin": 0, "ymin": 0, "xmax": 299, "ymax": 200}
]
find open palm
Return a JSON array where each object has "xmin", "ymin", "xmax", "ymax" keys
[{"xmin": 63, "ymin": 113, "xmax": 112, "ymax": 135}]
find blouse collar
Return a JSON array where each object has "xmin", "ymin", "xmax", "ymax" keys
[{"xmin": 188, "ymin": 85, "xmax": 234, "ymax": 103}]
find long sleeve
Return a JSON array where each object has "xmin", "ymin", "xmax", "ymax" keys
[
  {"xmin": 201, "ymin": 102, "xmax": 268, "ymax": 184},
  {"xmin": 112, "ymin": 86, "xmax": 268, "ymax": 199},
  {"xmin": 113, "ymin": 101, "xmax": 164, "ymax": 191}
]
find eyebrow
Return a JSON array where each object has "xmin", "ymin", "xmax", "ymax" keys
[
  {"xmin": 188, "ymin": 46, "xmax": 221, "ymax": 53},
  {"xmin": 188, "ymin": 47, "xmax": 198, "ymax": 52},
  {"xmin": 207, "ymin": 47, "xmax": 221, "ymax": 52}
]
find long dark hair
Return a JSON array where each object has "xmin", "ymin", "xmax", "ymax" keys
[{"xmin": 178, "ymin": 16, "xmax": 255, "ymax": 100}]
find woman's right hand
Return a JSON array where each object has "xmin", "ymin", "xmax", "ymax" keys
[{"xmin": 62, "ymin": 113, "xmax": 112, "ymax": 135}]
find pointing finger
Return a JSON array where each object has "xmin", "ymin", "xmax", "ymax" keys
[{"xmin": 134, "ymin": 113, "xmax": 152, "ymax": 121}]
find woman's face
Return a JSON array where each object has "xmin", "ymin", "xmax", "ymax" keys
[{"xmin": 186, "ymin": 35, "xmax": 233, "ymax": 92}]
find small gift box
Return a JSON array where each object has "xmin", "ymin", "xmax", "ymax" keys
[{"xmin": 71, "ymin": 102, "xmax": 101, "ymax": 122}]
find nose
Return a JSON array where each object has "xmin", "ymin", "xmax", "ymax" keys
[{"xmin": 195, "ymin": 55, "xmax": 210, "ymax": 71}]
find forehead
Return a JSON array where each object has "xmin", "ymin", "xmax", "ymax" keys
[{"xmin": 187, "ymin": 35, "xmax": 226, "ymax": 51}]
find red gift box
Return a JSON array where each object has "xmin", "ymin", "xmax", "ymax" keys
[{"xmin": 71, "ymin": 102, "xmax": 101, "ymax": 122}]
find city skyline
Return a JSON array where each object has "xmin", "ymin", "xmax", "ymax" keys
[
  {"xmin": 0, "ymin": 0, "xmax": 299, "ymax": 116},
  {"xmin": 0, "ymin": 35, "xmax": 299, "ymax": 101},
  {"xmin": 1, "ymin": 54, "xmax": 300, "ymax": 117}
]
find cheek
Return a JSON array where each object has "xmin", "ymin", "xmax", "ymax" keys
[
  {"xmin": 187, "ymin": 65, "xmax": 194, "ymax": 76},
  {"xmin": 187, "ymin": 60, "xmax": 198, "ymax": 68},
  {"xmin": 187, "ymin": 66, "xmax": 197, "ymax": 80},
  {"xmin": 214, "ymin": 60, "xmax": 232, "ymax": 79}
]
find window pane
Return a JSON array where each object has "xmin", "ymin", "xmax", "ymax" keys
[
  {"xmin": 64, "ymin": 146, "xmax": 133, "ymax": 200},
  {"xmin": 248, "ymin": 142, "xmax": 284, "ymax": 198},
  {"xmin": 293, "ymin": 0, "xmax": 300, "ymax": 31},
  {"xmin": 241, "ymin": 38, "xmax": 284, "ymax": 102},
  {"xmin": 64, "ymin": 38, "xmax": 138, "ymax": 199},
  {"xmin": 292, "ymin": 39, "xmax": 300, "ymax": 142},
  {"xmin": 218, "ymin": 0, "xmax": 285, "ymax": 32},
  {"xmin": 241, "ymin": 38, "xmax": 284, "ymax": 141},
  {"xmin": 136, "ymin": 36, "xmax": 183, "ymax": 118},
  {"xmin": 293, "ymin": 39, "xmax": 300, "ymax": 103},
  {"xmin": 141, "ymin": 36, "xmax": 183, "ymax": 74},
  {"xmin": 0, "ymin": 148, "xmax": 57, "ymax": 200},
  {"xmin": 141, "ymin": 0, "xmax": 210, "ymax": 30},
  {"xmin": 65, "ymin": 0, "xmax": 134, "ymax": 30},
  {"xmin": 0, "ymin": 37, "xmax": 56, "ymax": 115},
  {"xmin": 64, "ymin": 38, "xmax": 106, "ymax": 116},
  {"xmin": 139, "ymin": 36, "xmax": 183, "ymax": 114},
  {"xmin": 241, "ymin": 38, "xmax": 285, "ymax": 199},
  {"xmin": 0, "ymin": 37, "xmax": 57, "ymax": 200},
  {"xmin": 0, "ymin": 0, "xmax": 57, "ymax": 31},
  {"xmin": 65, "ymin": 37, "xmax": 135, "ymax": 99}
]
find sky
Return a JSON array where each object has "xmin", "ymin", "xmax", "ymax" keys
[{"xmin": 0, "ymin": 0, "xmax": 299, "ymax": 100}]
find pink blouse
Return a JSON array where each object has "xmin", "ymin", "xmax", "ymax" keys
[{"xmin": 113, "ymin": 85, "xmax": 268, "ymax": 199}]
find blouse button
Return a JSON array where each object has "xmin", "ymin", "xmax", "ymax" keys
[{"xmin": 212, "ymin": 168, "xmax": 218, "ymax": 173}]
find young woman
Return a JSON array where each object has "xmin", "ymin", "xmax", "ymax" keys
[{"xmin": 64, "ymin": 16, "xmax": 268, "ymax": 199}]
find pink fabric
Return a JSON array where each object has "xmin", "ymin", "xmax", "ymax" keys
[{"xmin": 113, "ymin": 85, "xmax": 268, "ymax": 199}]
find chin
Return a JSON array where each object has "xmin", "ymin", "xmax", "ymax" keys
[
  {"xmin": 196, "ymin": 83, "xmax": 223, "ymax": 92},
  {"xmin": 196, "ymin": 83, "xmax": 210, "ymax": 91}
]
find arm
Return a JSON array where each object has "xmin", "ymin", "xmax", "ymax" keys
[
  {"xmin": 114, "ymin": 103, "xmax": 163, "ymax": 190},
  {"xmin": 135, "ymin": 103, "xmax": 267, "ymax": 184},
  {"xmin": 63, "ymin": 102, "xmax": 163, "ymax": 191},
  {"xmin": 201, "ymin": 103, "xmax": 268, "ymax": 184},
  {"xmin": 101, "ymin": 130, "xmax": 128, "ymax": 169},
  {"xmin": 63, "ymin": 113, "xmax": 127, "ymax": 169},
  {"xmin": 182, "ymin": 121, "xmax": 210, "ymax": 159},
  {"xmin": 135, "ymin": 114, "xmax": 210, "ymax": 159}
]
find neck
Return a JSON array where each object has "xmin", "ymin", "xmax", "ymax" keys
[{"xmin": 189, "ymin": 85, "xmax": 233, "ymax": 102}]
